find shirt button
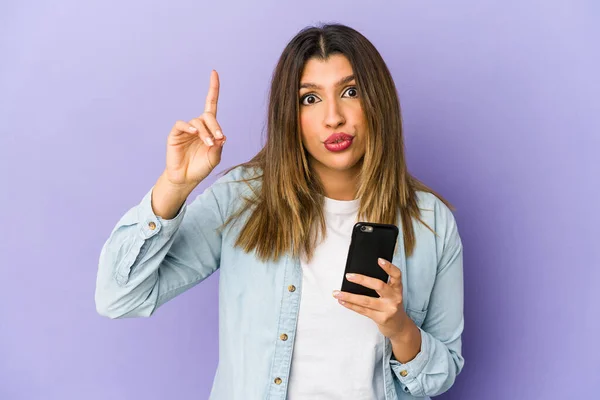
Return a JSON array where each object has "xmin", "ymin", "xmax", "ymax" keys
[
  {"xmin": 280, "ymin": 333, "xmax": 288, "ymax": 341},
  {"xmin": 274, "ymin": 377, "xmax": 282, "ymax": 385},
  {"xmin": 400, "ymin": 370, "xmax": 408, "ymax": 377},
  {"xmin": 148, "ymin": 222, "xmax": 157, "ymax": 230},
  {"xmin": 288, "ymin": 285, "xmax": 296, "ymax": 292}
]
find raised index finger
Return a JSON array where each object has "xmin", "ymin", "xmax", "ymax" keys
[{"xmin": 204, "ymin": 70, "xmax": 220, "ymax": 116}]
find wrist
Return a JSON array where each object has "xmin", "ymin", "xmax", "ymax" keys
[
  {"xmin": 389, "ymin": 316, "xmax": 418, "ymax": 344},
  {"xmin": 161, "ymin": 170, "xmax": 199, "ymax": 194},
  {"xmin": 151, "ymin": 172, "xmax": 195, "ymax": 219},
  {"xmin": 389, "ymin": 320, "xmax": 422, "ymax": 364}
]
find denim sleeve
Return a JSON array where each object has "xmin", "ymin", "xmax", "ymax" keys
[
  {"xmin": 95, "ymin": 183, "xmax": 224, "ymax": 319},
  {"xmin": 389, "ymin": 203, "xmax": 465, "ymax": 397}
]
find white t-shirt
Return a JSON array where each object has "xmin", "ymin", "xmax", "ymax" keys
[{"xmin": 287, "ymin": 196, "xmax": 385, "ymax": 400}]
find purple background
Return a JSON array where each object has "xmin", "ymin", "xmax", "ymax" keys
[{"xmin": 1, "ymin": 1, "xmax": 598, "ymax": 399}]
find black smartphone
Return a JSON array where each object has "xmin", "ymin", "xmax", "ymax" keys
[{"xmin": 340, "ymin": 222, "xmax": 399, "ymax": 298}]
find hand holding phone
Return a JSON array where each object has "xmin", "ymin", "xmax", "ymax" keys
[{"xmin": 340, "ymin": 222, "xmax": 399, "ymax": 298}]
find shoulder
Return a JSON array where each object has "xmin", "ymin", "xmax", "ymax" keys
[
  {"xmin": 414, "ymin": 190, "xmax": 462, "ymax": 252},
  {"xmin": 213, "ymin": 165, "xmax": 261, "ymax": 186},
  {"xmin": 206, "ymin": 165, "xmax": 262, "ymax": 215},
  {"xmin": 415, "ymin": 190, "xmax": 454, "ymax": 220}
]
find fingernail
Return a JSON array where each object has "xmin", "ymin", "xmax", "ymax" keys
[
  {"xmin": 378, "ymin": 258, "xmax": 386, "ymax": 266},
  {"xmin": 188, "ymin": 126, "xmax": 197, "ymax": 132},
  {"xmin": 332, "ymin": 290, "xmax": 340, "ymax": 298},
  {"xmin": 215, "ymin": 130, "xmax": 223, "ymax": 139},
  {"xmin": 346, "ymin": 273, "xmax": 355, "ymax": 280},
  {"xmin": 206, "ymin": 137, "xmax": 214, "ymax": 146}
]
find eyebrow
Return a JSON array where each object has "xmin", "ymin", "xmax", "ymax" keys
[{"xmin": 299, "ymin": 74, "xmax": 355, "ymax": 90}]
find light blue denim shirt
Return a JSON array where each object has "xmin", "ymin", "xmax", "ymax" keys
[{"xmin": 95, "ymin": 166, "xmax": 465, "ymax": 399}]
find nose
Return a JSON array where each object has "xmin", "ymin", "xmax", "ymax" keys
[{"xmin": 323, "ymin": 99, "xmax": 346, "ymax": 129}]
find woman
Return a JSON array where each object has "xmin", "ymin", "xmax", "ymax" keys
[{"xmin": 95, "ymin": 23, "xmax": 465, "ymax": 399}]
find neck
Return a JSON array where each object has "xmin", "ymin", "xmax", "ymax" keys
[{"xmin": 310, "ymin": 160, "xmax": 361, "ymax": 201}]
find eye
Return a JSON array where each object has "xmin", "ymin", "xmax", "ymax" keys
[
  {"xmin": 343, "ymin": 86, "xmax": 358, "ymax": 98},
  {"xmin": 300, "ymin": 93, "xmax": 321, "ymax": 106}
]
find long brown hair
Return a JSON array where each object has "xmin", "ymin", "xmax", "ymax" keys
[{"xmin": 222, "ymin": 23, "xmax": 454, "ymax": 262}]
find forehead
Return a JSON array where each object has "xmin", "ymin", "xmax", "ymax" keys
[{"xmin": 300, "ymin": 54, "xmax": 354, "ymax": 84}]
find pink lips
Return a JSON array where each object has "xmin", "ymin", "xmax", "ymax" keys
[{"xmin": 323, "ymin": 133, "xmax": 354, "ymax": 152}]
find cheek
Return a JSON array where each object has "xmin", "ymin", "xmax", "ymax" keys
[
  {"xmin": 300, "ymin": 111, "xmax": 312, "ymax": 129},
  {"xmin": 350, "ymin": 104, "xmax": 367, "ymax": 126},
  {"xmin": 299, "ymin": 113, "xmax": 318, "ymax": 144}
]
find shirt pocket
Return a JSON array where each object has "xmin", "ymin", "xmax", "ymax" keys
[{"xmin": 405, "ymin": 307, "xmax": 428, "ymax": 328}]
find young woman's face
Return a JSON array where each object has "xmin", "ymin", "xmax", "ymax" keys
[{"xmin": 298, "ymin": 54, "xmax": 367, "ymax": 176}]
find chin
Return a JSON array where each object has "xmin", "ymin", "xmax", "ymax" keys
[
  {"xmin": 321, "ymin": 156, "xmax": 363, "ymax": 172},
  {"xmin": 307, "ymin": 148, "xmax": 364, "ymax": 172}
]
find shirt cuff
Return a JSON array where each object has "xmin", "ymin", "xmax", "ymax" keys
[
  {"xmin": 136, "ymin": 186, "xmax": 187, "ymax": 240},
  {"xmin": 389, "ymin": 327, "xmax": 431, "ymax": 395}
]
